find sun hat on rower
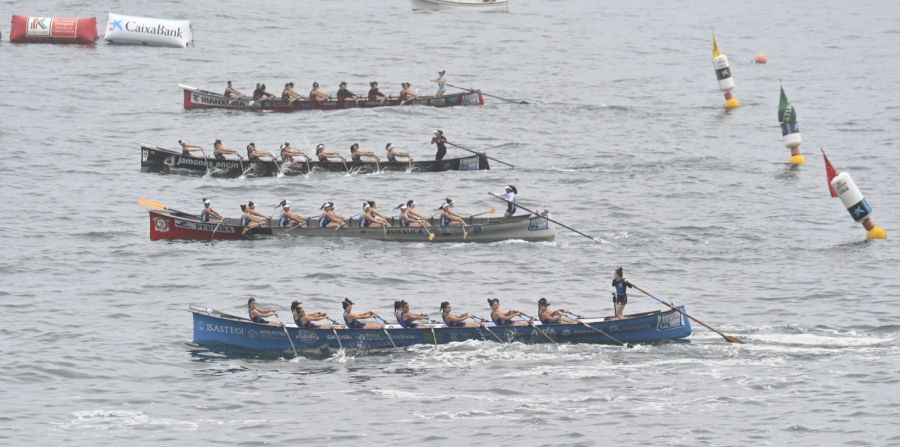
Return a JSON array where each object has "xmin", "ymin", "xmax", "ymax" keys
[
  {"xmin": 248, "ymin": 200, "xmax": 256, "ymax": 208},
  {"xmin": 434, "ymin": 129, "xmax": 443, "ymax": 135},
  {"xmin": 505, "ymin": 185, "xmax": 518, "ymax": 194},
  {"xmin": 363, "ymin": 201, "xmax": 370, "ymax": 210},
  {"xmin": 407, "ymin": 200, "xmax": 416, "ymax": 207},
  {"xmin": 202, "ymin": 197, "xmax": 210, "ymax": 205},
  {"xmin": 320, "ymin": 201, "xmax": 334, "ymax": 210},
  {"xmin": 313, "ymin": 81, "xmax": 319, "ymax": 87},
  {"xmin": 386, "ymin": 143, "xmax": 394, "ymax": 150},
  {"xmin": 316, "ymin": 144, "xmax": 325, "ymax": 150}
]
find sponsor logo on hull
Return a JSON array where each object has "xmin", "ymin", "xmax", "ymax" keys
[{"xmin": 657, "ymin": 311, "xmax": 684, "ymax": 330}]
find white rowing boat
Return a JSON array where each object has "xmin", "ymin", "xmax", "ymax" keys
[{"xmin": 410, "ymin": 0, "xmax": 509, "ymax": 12}]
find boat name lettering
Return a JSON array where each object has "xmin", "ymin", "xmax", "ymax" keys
[
  {"xmin": 528, "ymin": 217, "xmax": 550, "ymax": 231},
  {"xmin": 202, "ymin": 323, "xmax": 244, "ymax": 335},
  {"xmin": 124, "ymin": 22, "xmax": 184, "ymax": 38},
  {"xmin": 385, "ymin": 229, "xmax": 425, "ymax": 235},
  {"xmin": 657, "ymin": 312, "xmax": 684, "ymax": 330},
  {"xmin": 462, "ymin": 93, "xmax": 481, "ymax": 106},
  {"xmin": 175, "ymin": 220, "xmax": 235, "ymax": 233},
  {"xmin": 458, "ymin": 157, "xmax": 479, "ymax": 171},
  {"xmin": 298, "ymin": 331, "xmax": 320, "ymax": 343},
  {"xmin": 193, "ymin": 92, "xmax": 248, "ymax": 108}
]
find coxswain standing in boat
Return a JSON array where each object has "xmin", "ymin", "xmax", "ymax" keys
[
  {"xmin": 246, "ymin": 143, "xmax": 277, "ymax": 161},
  {"xmin": 395, "ymin": 300, "xmax": 431, "ymax": 328},
  {"xmin": 277, "ymin": 200, "xmax": 305, "ymax": 228},
  {"xmin": 432, "ymin": 70, "xmax": 447, "ymax": 97},
  {"xmin": 248, "ymin": 297, "xmax": 280, "ymax": 325},
  {"xmin": 291, "ymin": 301, "xmax": 329, "ymax": 329},
  {"xmin": 440, "ymin": 301, "xmax": 479, "ymax": 328},
  {"xmin": 360, "ymin": 201, "xmax": 391, "ymax": 228},
  {"xmin": 488, "ymin": 297, "xmax": 528, "ymax": 326},
  {"xmin": 495, "ymin": 185, "xmax": 517, "ymax": 221},
  {"xmin": 224, "ymin": 81, "xmax": 243, "ymax": 99},
  {"xmin": 439, "ymin": 198, "xmax": 467, "ymax": 227},
  {"xmin": 240, "ymin": 204, "xmax": 265, "ymax": 231},
  {"xmin": 385, "ymin": 143, "xmax": 410, "ymax": 162},
  {"xmin": 280, "ymin": 142, "xmax": 310, "ymax": 165},
  {"xmin": 349, "ymin": 143, "xmax": 378, "ymax": 163},
  {"xmin": 611, "ymin": 267, "xmax": 633, "ymax": 320},
  {"xmin": 213, "ymin": 139, "xmax": 242, "ymax": 160},
  {"xmin": 336, "ymin": 81, "xmax": 359, "ymax": 104},
  {"xmin": 318, "ymin": 202, "xmax": 348, "ymax": 229},
  {"xmin": 431, "ymin": 130, "xmax": 448, "ymax": 161},
  {"xmin": 315, "ymin": 144, "xmax": 345, "ymax": 163},
  {"xmin": 309, "ymin": 82, "xmax": 330, "ymax": 103},
  {"xmin": 400, "ymin": 200, "xmax": 431, "ymax": 228},
  {"xmin": 342, "ymin": 298, "xmax": 383, "ymax": 329},
  {"xmin": 367, "ymin": 81, "xmax": 387, "ymax": 104},
  {"xmin": 537, "ymin": 298, "xmax": 576, "ymax": 325},
  {"xmin": 179, "ymin": 140, "xmax": 203, "ymax": 156},
  {"xmin": 399, "ymin": 82, "xmax": 418, "ymax": 102},
  {"xmin": 282, "ymin": 82, "xmax": 302, "ymax": 104},
  {"xmin": 200, "ymin": 198, "xmax": 223, "ymax": 224}
]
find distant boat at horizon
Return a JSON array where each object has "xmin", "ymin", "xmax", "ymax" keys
[{"xmin": 410, "ymin": 0, "xmax": 509, "ymax": 13}]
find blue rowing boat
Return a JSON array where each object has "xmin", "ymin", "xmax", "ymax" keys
[{"xmin": 190, "ymin": 304, "xmax": 692, "ymax": 357}]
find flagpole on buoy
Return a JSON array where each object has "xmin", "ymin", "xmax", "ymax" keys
[
  {"xmin": 779, "ymin": 83, "xmax": 806, "ymax": 165},
  {"xmin": 822, "ymin": 149, "xmax": 886, "ymax": 240},
  {"xmin": 713, "ymin": 34, "xmax": 740, "ymax": 110}
]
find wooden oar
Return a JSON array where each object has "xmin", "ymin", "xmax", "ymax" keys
[
  {"xmin": 445, "ymin": 141, "xmax": 515, "ymax": 168},
  {"xmin": 470, "ymin": 208, "xmax": 497, "ymax": 218},
  {"xmin": 489, "ymin": 193, "xmax": 598, "ymax": 241},
  {"xmin": 138, "ymin": 198, "xmax": 191, "ymax": 216},
  {"xmin": 630, "ymin": 283, "xmax": 745, "ymax": 344},
  {"xmin": 325, "ymin": 317, "xmax": 345, "ymax": 351},
  {"xmin": 426, "ymin": 320, "xmax": 439, "ymax": 348},
  {"xmin": 374, "ymin": 315, "xmax": 398, "ymax": 348},
  {"xmin": 274, "ymin": 314, "xmax": 299, "ymax": 358},
  {"xmin": 471, "ymin": 316, "xmax": 504, "ymax": 343},
  {"xmin": 562, "ymin": 311, "xmax": 628, "ymax": 347},
  {"xmin": 445, "ymin": 83, "xmax": 529, "ymax": 104}
]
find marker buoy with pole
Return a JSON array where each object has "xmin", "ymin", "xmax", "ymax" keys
[{"xmin": 713, "ymin": 34, "xmax": 740, "ymax": 110}]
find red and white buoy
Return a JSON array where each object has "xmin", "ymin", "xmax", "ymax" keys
[{"xmin": 824, "ymin": 150, "xmax": 886, "ymax": 240}]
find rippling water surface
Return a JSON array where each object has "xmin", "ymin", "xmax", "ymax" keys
[{"xmin": 2, "ymin": 0, "xmax": 900, "ymax": 445}]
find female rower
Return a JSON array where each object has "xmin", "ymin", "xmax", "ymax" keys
[
  {"xmin": 336, "ymin": 81, "xmax": 358, "ymax": 103},
  {"xmin": 240, "ymin": 204, "xmax": 264, "ymax": 231},
  {"xmin": 439, "ymin": 198, "xmax": 467, "ymax": 227},
  {"xmin": 213, "ymin": 139, "xmax": 241, "ymax": 160},
  {"xmin": 179, "ymin": 140, "xmax": 203, "ymax": 156},
  {"xmin": 309, "ymin": 82, "xmax": 329, "ymax": 102},
  {"xmin": 401, "ymin": 200, "xmax": 431, "ymax": 228},
  {"xmin": 611, "ymin": 267, "xmax": 632, "ymax": 320},
  {"xmin": 440, "ymin": 301, "xmax": 478, "ymax": 328},
  {"xmin": 246, "ymin": 143, "xmax": 276, "ymax": 161},
  {"xmin": 349, "ymin": 143, "xmax": 378, "ymax": 163},
  {"xmin": 431, "ymin": 130, "xmax": 448, "ymax": 161},
  {"xmin": 488, "ymin": 298, "xmax": 528, "ymax": 327},
  {"xmin": 246, "ymin": 201, "xmax": 269, "ymax": 223},
  {"xmin": 318, "ymin": 202, "xmax": 347, "ymax": 229},
  {"xmin": 360, "ymin": 201, "xmax": 391, "ymax": 228},
  {"xmin": 200, "ymin": 197, "xmax": 222, "ymax": 224},
  {"xmin": 278, "ymin": 200, "xmax": 305, "ymax": 228},
  {"xmin": 280, "ymin": 142, "xmax": 310, "ymax": 164},
  {"xmin": 282, "ymin": 82, "xmax": 302, "ymax": 104},
  {"xmin": 385, "ymin": 143, "xmax": 410, "ymax": 162},
  {"xmin": 316, "ymin": 144, "xmax": 344, "ymax": 163},
  {"xmin": 394, "ymin": 300, "xmax": 431, "ymax": 328},
  {"xmin": 342, "ymin": 298, "xmax": 383, "ymax": 329},
  {"xmin": 291, "ymin": 301, "xmax": 329, "ymax": 329},
  {"xmin": 537, "ymin": 298, "xmax": 576, "ymax": 325},
  {"xmin": 499, "ymin": 185, "xmax": 517, "ymax": 220},
  {"xmin": 224, "ymin": 81, "xmax": 242, "ymax": 99},
  {"xmin": 399, "ymin": 82, "xmax": 418, "ymax": 102},
  {"xmin": 367, "ymin": 81, "xmax": 387, "ymax": 103},
  {"xmin": 248, "ymin": 297, "xmax": 278, "ymax": 324}
]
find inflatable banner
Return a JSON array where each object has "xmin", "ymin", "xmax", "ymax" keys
[
  {"xmin": 9, "ymin": 15, "xmax": 98, "ymax": 43},
  {"xmin": 104, "ymin": 13, "xmax": 193, "ymax": 48}
]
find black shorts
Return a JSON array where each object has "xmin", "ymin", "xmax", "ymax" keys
[{"xmin": 613, "ymin": 294, "xmax": 627, "ymax": 305}]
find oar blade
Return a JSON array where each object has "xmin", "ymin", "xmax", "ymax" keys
[
  {"xmin": 138, "ymin": 198, "xmax": 167, "ymax": 210},
  {"xmin": 724, "ymin": 335, "xmax": 746, "ymax": 344},
  {"xmin": 489, "ymin": 207, "xmax": 496, "ymax": 214}
]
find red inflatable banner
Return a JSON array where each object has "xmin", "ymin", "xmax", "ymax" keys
[{"xmin": 9, "ymin": 15, "xmax": 98, "ymax": 43}]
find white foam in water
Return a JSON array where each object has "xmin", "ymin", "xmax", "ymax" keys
[
  {"xmin": 64, "ymin": 410, "xmax": 198, "ymax": 431},
  {"xmin": 750, "ymin": 332, "xmax": 891, "ymax": 348}
]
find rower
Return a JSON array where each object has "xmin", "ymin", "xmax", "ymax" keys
[
  {"xmin": 394, "ymin": 300, "xmax": 431, "ymax": 328},
  {"xmin": 200, "ymin": 197, "xmax": 223, "ymax": 224},
  {"xmin": 282, "ymin": 82, "xmax": 302, "ymax": 104},
  {"xmin": 336, "ymin": 81, "xmax": 358, "ymax": 103},
  {"xmin": 399, "ymin": 200, "xmax": 430, "ymax": 228},
  {"xmin": 247, "ymin": 200, "xmax": 269, "ymax": 223},
  {"xmin": 248, "ymin": 297, "xmax": 278, "ymax": 325},
  {"xmin": 349, "ymin": 143, "xmax": 378, "ymax": 163},
  {"xmin": 316, "ymin": 144, "xmax": 344, "ymax": 163},
  {"xmin": 537, "ymin": 298, "xmax": 576, "ymax": 325},
  {"xmin": 499, "ymin": 184, "xmax": 517, "ymax": 221},
  {"xmin": 260, "ymin": 83, "xmax": 276, "ymax": 100},
  {"xmin": 399, "ymin": 82, "xmax": 418, "ymax": 102},
  {"xmin": 291, "ymin": 301, "xmax": 329, "ymax": 329},
  {"xmin": 280, "ymin": 142, "xmax": 310, "ymax": 164},
  {"xmin": 360, "ymin": 201, "xmax": 391, "ymax": 228},
  {"xmin": 441, "ymin": 301, "xmax": 478, "ymax": 328},
  {"xmin": 252, "ymin": 83, "xmax": 263, "ymax": 100},
  {"xmin": 318, "ymin": 202, "xmax": 347, "ymax": 228},
  {"xmin": 240, "ymin": 204, "xmax": 264, "ymax": 231},
  {"xmin": 432, "ymin": 69, "xmax": 447, "ymax": 97},
  {"xmin": 488, "ymin": 297, "xmax": 528, "ymax": 326},
  {"xmin": 385, "ymin": 143, "xmax": 410, "ymax": 162},
  {"xmin": 178, "ymin": 140, "xmax": 203, "ymax": 156},
  {"xmin": 367, "ymin": 81, "xmax": 387, "ymax": 103},
  {"xmin": 439, "ymin": 198, "xmax": 467, "ymax": 227},
  {"xmin": 246, "ymin": 142, "xmax": 276, "ymax": 161},
  {"xmin": 309, "ymin": 82, "xmax": 329, "ymax": 102},
  {"xmin": 611, "ymin": 267, "xmax": 632, "ymax": 320},
  {"xmin": 224, "ymin": 81, "xmax": 243, "ymax": 99},
  {"xmin": 278, "ymin": 200, "xmax": 305, "ymax": 227},
  {"xmin": 431, "ymin": 130, "xmax": 447, "ymax": 161},
  {"xmin": 213, "ymin": 139, "xmax": 242, "ymax": 160},
  {"xmin": 342, "ymin": 298, "xmax": 383, "ymax": 329}
]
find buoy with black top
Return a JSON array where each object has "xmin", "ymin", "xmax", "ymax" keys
[
  {"xmin": 712, "ymin": 34, "xmax": 740, "ymax": 109},
  {"xmin": 778, "ymin": 84, "xmax": 806, "ymax": 165},
  {"xmin": 823, "ymin": 150, "xmax": 886, "ymax": 240}
]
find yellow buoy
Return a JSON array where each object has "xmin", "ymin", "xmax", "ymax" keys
[
  {"xmin": 789, "ymin": 154, "xmax": 806, "ymax": 165},
  {"xmin": 724, "ymin": 97, "xmax": 741, "ymax": 109},
  {"xmin": 867, "ymin": 226, "xmax": 887, "ymax": 240}
]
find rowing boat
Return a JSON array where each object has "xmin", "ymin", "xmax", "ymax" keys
[
  {"xmin": 149, "ymin": 209, "xmax": 554, "ymax": 242},
  {"xmin": 410, "ymin": 0, "xmax": 509, "ymax": 12},
  {"xmin": 190, "ymin": 304, "xmax": 691, "ymax": 356},
  {"xmin": 140, "ymin": 144, "xmax": 489, "ymax": 177},
  {"xmin": 180, "ymin": 84, "xmax": 484, "ymax": 111}
]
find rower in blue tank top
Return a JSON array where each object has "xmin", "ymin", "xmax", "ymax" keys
[
  {"xmin": 291, "ymin": 301, "xmax": 328, "ymax": 329},
  {"xmin": 199, "ymin": 197, "xmax": 222, "ymax": 224},
  {"xmin": 277, "ymin": 199, "xmax": 305, "ymax": 228},
  {"xmin": 318, "ymin": 202, "xmax": 346, "ymax": 228},
  {"xmin": 438, "ymin": 198, "xmax": 466, "ymax": 227},
  {"xmin": 440, "ymin": 301, "xmax": 477, "ymax": 328},
  {"xmin": 342, "ymin": 298, "xmax": 383, "ymax": 329},
  {"xmin": 361, "ymin": 201, "xmax": 390, "ymax": 228},
  {"xmin": 395, "ymin": 300, "xmax": 431, "ymax": 328},
  {"xmin": 247, "ymin": 297, "xmax": 278, "ymax": 325},
  {"xmin": 537, "ymin": 298, "xmax": 576, "ymax": 325},
  {"xmin": 488, "ymin": 297, "xmax": 528, "ymax": 326}
]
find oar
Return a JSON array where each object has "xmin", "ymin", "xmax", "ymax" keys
[
  {"xmin": 562, "ymin": 311, "xmax": 628, "ymax": 347},
  {"xmin": 519, "ymin": 313, "xmax": 558, "ymax": 345},
  {"xmin": 426, "ymin": 320, "xmax": 439, "ymax": 348},
  {"xmin": 210, "ymin": 219, "xmax": 225, "ymax": 239},
  {"xmin": 138, "ymin": 198, "xmax": 189, "ymax": 216},
  {"xmin": 373, "ymin": 315, "xmax": 398, "ymax": 348},
  {"xmin": 274, "ymin": 314, "xmax": 299, "ymax": 358},
  {"xmin": 325, "ymin": 317, "xmax": 345, "ymax": 351},
  {"xmin": 445, "ymin": 141, "xmax": 515, "ymax": 168},
  {"xmin": 198, "ymin": 146, "xmax": 211, "ymax": 175},
  {"xmin": 629, "ymin": 283, "xmax": 745, "ymax": 344},
  {"xmin": 470, "ymin": 208, "xmax": 497, "ymax": 218},
  {"xmin": 472, "ymin": 316, "xmax": 504, "ymax": 343},
  {"xmin": 446, "ymin": 83, "xmax": 529, "ymax": 105},
  {"xmin": 269, "ymin": 155, "xmax": 284, "ymax": 178},
  {"xmin": 489, "ymin": 193, "xmax": 597, "ymax": 241}
]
